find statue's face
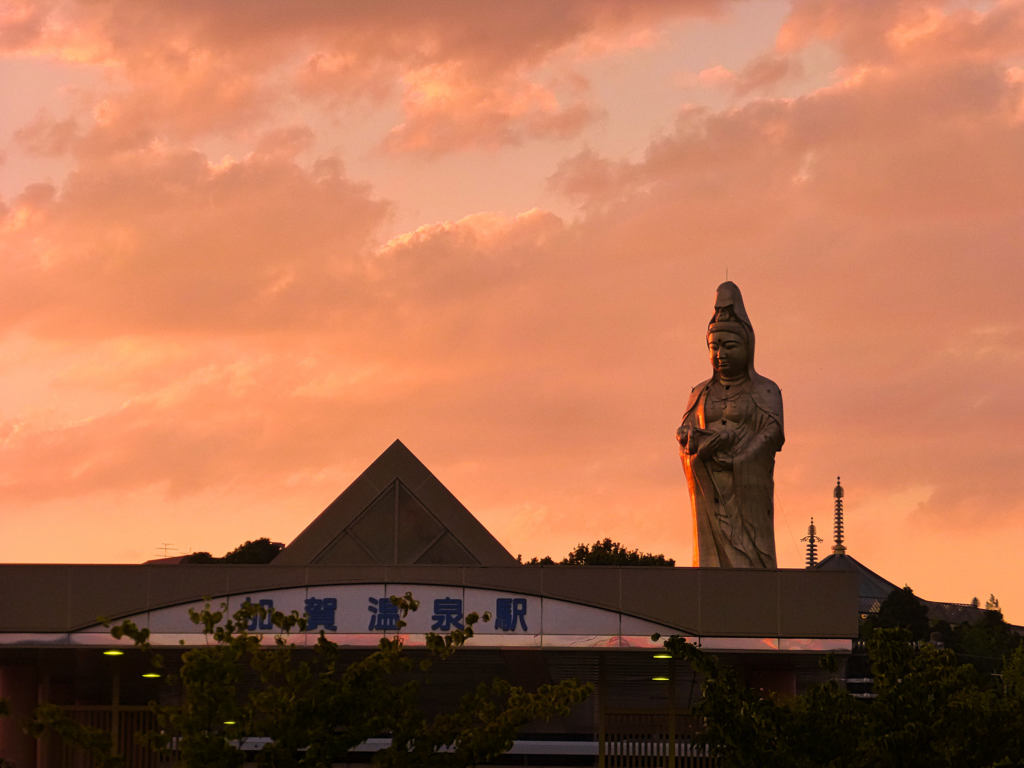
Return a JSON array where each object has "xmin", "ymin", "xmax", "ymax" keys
[{"xmin": 708, "ymin": 330, "xmax": 748, "ymax": 376}]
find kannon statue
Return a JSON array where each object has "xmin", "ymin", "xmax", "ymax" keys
[{"xmin": 677, "ymin": 282, "xmax": 783, "ymax": 568}]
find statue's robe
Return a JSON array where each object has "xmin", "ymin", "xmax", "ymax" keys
[{"xmin": 680, "ymin": 373, "xmax": 783, "ymax": 568}]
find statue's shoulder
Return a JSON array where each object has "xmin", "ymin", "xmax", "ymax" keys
[
  {"xmin": 690, "ymin": 377, "xmax": 712, "ymax": 394},
  {"xmin": 750, "ymin": 373, "xmax": 783, "ymax": 419},
  {"xmin": 683, "ymin": 378, "xmax": 713, "ymax": 415},
  {"xmin": 752, "ymin": 373, "xmax": 781, "ymax": 395}
]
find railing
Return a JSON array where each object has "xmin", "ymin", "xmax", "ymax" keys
[
  {"xmin": 39, "ymin": 706, "xmax": 177, "ymax": 768},
  {"xmin": 602, "ymin": 711, "xmax": 717, "ymax": 768},
  {"xmin": 41, "ymin": 706, "xmax": 719, "ymax": 767}
]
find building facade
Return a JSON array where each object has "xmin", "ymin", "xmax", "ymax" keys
[{"xmin": 0, "ymin": 441, "xmax": 858, "ymax": 766}]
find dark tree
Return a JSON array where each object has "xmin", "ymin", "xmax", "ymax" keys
[
  {"xmin": 947, "ymin": 608, "xmax": 1022, "ymax": 675},
  {"xmin": 521, "ymin": 539, "xmax": 674, "ymax": 566},
  {"xmin": 35, "ymin": 597, "xmax": 590, "ymax": 768},
  {"xmin": 518, "ymin": 555, "xmax": 555, "ymax": 565},
  {"xmin": 222, "ymin": 538, "xmax": 284, "ymax": 564},
  {"xmin": 865, "ymin": 586, "xmax": 930, "ymax": 640},
  {"xmin": 562, "ymin": 538, "xmax": 674, "ymax": 566},
  {"xmin": 182, "ymin": 551, "xmax": 215, "ymax": 563},
  {"xmin": 181, "ymin": 538, "xmax": 284, "ymax": 564},
  {"xmin": 661, "ymin": 628, "xmax": 1024, "ymax": 767}
]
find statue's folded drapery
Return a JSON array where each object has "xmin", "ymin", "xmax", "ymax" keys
[
  {"xmin": 680, "ymin": 373, "xmax": 783, "ymax": 568},
  {"xmin": 678, "ymin": 282, "xmax": 783, "ymax": 569}
]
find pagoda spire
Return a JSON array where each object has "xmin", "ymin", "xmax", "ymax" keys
[
  {"xmin": 832, "ymin": 476, "xmax": 846, "ymax": 555},
  {"xmin": 801, "ymin": 517, "xmax": 823, "ymax": 568}
]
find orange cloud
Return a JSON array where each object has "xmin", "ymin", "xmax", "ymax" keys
[
  {"xmin": 3, "ymin": 0, "xmax": 1024, "ymax": 621},
  {"xmin": 384, "ymin": 63, "xmax": 598, "ymax": 154},
  {"xmin": 14, "ymin": 111, "xmax": 78, "ymax": 156},
  {"xmin": 544, "ymin": 8, "xmax": 1024, "ymax": 556},
  {"xmin": 779, "ymin": 0, "xmax": 1024, "ymax": 67},
  {"xmin": 0, "ymin": 133, "xmax": 390, "ymax": 336},
  {"xmin": 733, "ymin": 53, "xmax": 799, "ymax": 95},
  {"xmin": 3, "ymin": 1, "xmax": 729, "ymax": 155}
]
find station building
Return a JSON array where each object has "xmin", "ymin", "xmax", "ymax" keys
[{"xmin": 0, "ymin": 441, "xmax": 857, "ymax": 766}]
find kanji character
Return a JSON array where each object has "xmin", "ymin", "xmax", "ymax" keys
[
  {"xmin": 431, "ymin": 597, "xmax": 464, "ymax": 631},
  {"xmin": 244, "ymin": 597, "xmax": 275, "ymax": 631},
  {"xmin": 494, "ymin": 597, "xmax": 528, "ymax": 632},
  {"xmin": 305, "ymin": 596, "xmax": 338, "ymax": 631},
  {"xmin": 367, "ymin": 596, "xmax": 401, "ymax": 631}
]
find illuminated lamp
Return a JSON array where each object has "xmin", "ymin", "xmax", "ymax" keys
[
  {"xmin": 223, "ymin": 720, "xmax": 237, "ymax": 726},
  {"xmin": 651, "ymin": 676, "xmax": 670, "ymax": 682},
  {"xmin": 141, "ymin": 672, "xmax": 161, "ymax": 679},
  {"xmin": 652, "ymin": 653, "xmax": 672, "ymax": 659},
  {"xmin": 102, "ymin": 650, "xmax": 124, "ymax": 656}
]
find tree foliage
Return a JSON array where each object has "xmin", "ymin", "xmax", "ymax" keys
[
  {"xmin": 183, "ymin": 537, "xmax": 284, "ymax": 564},
  {"xmin": 660, "ymin": 628, "xmax": 1024, "ymax": 768},
  {"xmin": 36, "ymin": 596, "xmax": 589, "ymax": 767},
  {"xmin": 862, "ymin": 586, "xmax": 930, "ymax": 640},
  {"xmin": 29, "ymin": 704, "xmax": 126, "ymax": 768},
  {"xmin": 223, "ymin": 538, "xmax": 284, "ymax": 564},
  {"xmin": 863, "ymin": 587, "xmax": 1021, "ymax": 676},
  {"xmin": 938, "ymin": 609, "xmax": 1021, "ymax": 676},
  {"xmin": 520, "ymin": 538, "xmax": 675, "ymax": 566}
]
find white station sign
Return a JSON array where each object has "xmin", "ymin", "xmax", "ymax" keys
[{"xmin": 74, "ymin": 585, "xmax": 679, "ymax": 649}]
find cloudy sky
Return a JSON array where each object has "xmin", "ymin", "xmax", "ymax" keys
[{"xmin": 2, "ymin": 0, "xmax": 1023, "ymax": 622}]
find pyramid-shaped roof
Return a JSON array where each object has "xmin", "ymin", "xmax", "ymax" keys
[{"xmin": 273, "ymin": 440, "xmax": 517, "ymax": 567}]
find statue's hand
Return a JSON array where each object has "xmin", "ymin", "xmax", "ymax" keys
[
  {"xmin": 695, "ymin": 434, "xmax": 717, "ymax": 460},
  {"xmin": 676, "ymin": 424, "xmax": 689, "ymax": 448},
  {"xmin": 716, "ymin": 426, "xmax": 738, "ymax": 447},
  {"xmin": 697, "ymin": 427, "xmax": 736, "ymax": 460}
]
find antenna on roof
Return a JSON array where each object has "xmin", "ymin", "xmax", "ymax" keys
[
  {"xmin": 157, "ymin": 542, "xmax": 176, "ymax": 556},
  {"xmin": 801, "ymin": 517, "xmax": 823, "ymax": 568},
  {"xmin": 832, "ymin": 476, "xmax": 847, "ymax": 556}
]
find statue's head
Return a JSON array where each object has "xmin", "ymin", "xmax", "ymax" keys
[
  {"xmin": 707, "ymin": 281, "xmax": 756, "ymax": 379},
  {"xmin": 707, "ymin": 328, "xmax": 749, "ymax": 378}
]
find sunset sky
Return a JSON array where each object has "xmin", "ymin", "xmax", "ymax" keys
[{"xmin": 2, "ymin": 0, "xmax": 1023, "ymax": 622}]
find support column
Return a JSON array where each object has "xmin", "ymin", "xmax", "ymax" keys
[
  {"xmin": 110, "ymin": 669, "xmax": 121, "ymax": 759},
  {"xmin": 668, "ymin": 662, "xmax": 677, "ymax": 768},
  {"xmin": 0, "ymin": 664, "xmax": 39, "ymax": 768},
  {"xmin": 35, "ymin": 670, "xmax": 51, "ymax": 768},
  {"xmin": 597, "ymin": 654, "xmax": 606, "ymax": 768}
]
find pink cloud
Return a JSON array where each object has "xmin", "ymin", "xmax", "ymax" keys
[
  {"xmin": 733, "ymin": 53, "xmax": 800, "ymax": 95},
  {"xmin": 3, "ymin": 0, "xmax": 1024, "ymax": 621},
  {"xmin": 3, "ymin": 1, "xmax": 730, "ymax": 155},
  {"xmin": 779, "ymin": 0, "xmax": 1024, "ymax": 67},
  {"xmin": 0, "ymin": 0, "xmax": 51, "ymax": 50},
  {"xmin": 0, "ymin": 134, "xmax": 391, "ymax": 336},
  {"xmin": 543, "ymin": 8, "xmax": 1024, "ymax": 550},
  {"xmin": 13, "ymin": 111, "xmax": 78, "ymax": 156},
  {"xmin": 697, "ymin": 65, "xmax": 736, "ymax": 86},
  {"xmin": 691, "ymin": 55, "xmax": 800, "ymax": 97},
  {"xmin": 383, "ymin": 63, "xmax": 599, "ymax": 154}
]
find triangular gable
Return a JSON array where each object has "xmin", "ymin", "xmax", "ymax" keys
[{"xmin": 274, "ymin": 440, "xmax": 517, "ymax": 566}]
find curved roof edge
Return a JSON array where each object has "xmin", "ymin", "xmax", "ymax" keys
[{"xmin": 0, "ymin": 563, "xmax": 858, "ymax": 639}]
